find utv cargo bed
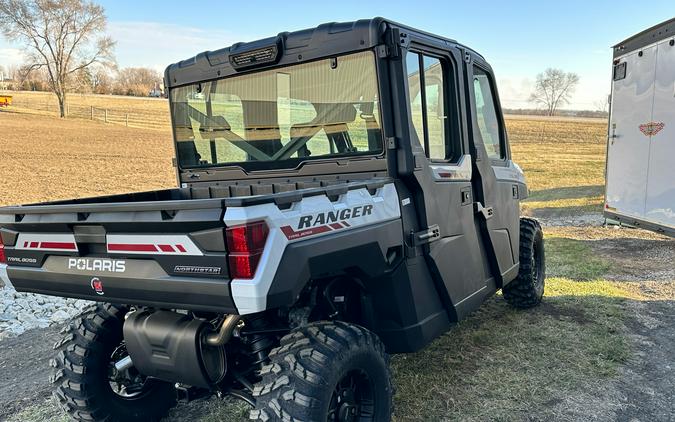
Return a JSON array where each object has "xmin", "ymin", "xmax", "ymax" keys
[{"xmin": 0, "ymin": 178, "xmax": 391, "ymax": 313}]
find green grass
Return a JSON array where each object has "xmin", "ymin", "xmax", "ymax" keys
[
  {"xmin": 545, "ymin": 236, "xmax": 611, "ymax": 280},
  {"xmin": 391, "ymin": 279, "xmax": 631, "ymax": 421}
]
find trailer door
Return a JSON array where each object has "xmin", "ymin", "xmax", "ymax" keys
[
  {"xmin": 645, "ymin": 39, "xmax": 675, "ymax": 230},
  {"xmin": 606, "ymin": 45, "xmax": 658, "ymax": 218}
]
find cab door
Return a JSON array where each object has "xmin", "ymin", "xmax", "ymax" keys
[
  {"xmin": 401, "ymin": 42, "xmax": 493, "ymax": 320},
  {"xmin": 466, "ymin": 59, "xmax": 522, "ymax": 285}
]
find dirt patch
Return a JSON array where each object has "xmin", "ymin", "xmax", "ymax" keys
[
  {"xmin": 595, "ymin": 237, "xmax": 675, "ymax": 283},
  {"xmin": 618, "ymin": 298, "xmax": 675, "ymax": 421},
  {"xmin": 0, "ymin": 324, "xmax": 64, "ymax": 420}
]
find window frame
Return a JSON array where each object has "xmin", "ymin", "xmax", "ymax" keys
[
  {"xmin": 470, "ymin": 64, "xmax": 508, "ymax": 163},
  {"xmin": 405, "ymin": 48, "xmax": 463, "ymax": 164}
]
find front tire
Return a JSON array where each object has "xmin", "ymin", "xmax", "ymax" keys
[
  {"xmin": 50, "ymin": 304, "xmax": 176, "ymax": 422},
  {"xmin": 250, "ymin": 321, "xmax": 393, "ymax": 422},
  {"xmin": 503, "ymin": 217, "xmax": 546, "ymax": 308}
]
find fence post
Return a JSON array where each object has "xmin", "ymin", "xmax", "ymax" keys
[
  {"xmin": 90, "ymin": 106, "xmax": 94, "ymax": 120},
  {"xmin": 125, "ymin": 113, "xmax": 129, "ymax": 127},
  {"xmin": 104, "ymin": 109, "xmax": 108, "ymax": 123}
]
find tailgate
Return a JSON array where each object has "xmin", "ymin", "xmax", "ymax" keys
[{"xmin": 0, "ymin": 199, "xmax": 237, "ymax": 313}]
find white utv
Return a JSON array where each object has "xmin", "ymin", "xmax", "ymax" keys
[{"xmin": 0, "ymin": 17, "xmax": 545, "ymax": 422}]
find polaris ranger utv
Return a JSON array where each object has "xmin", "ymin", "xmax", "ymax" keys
[{"xmin": 0, "ymin": 18, "xmax": 545, "ymax": 422}]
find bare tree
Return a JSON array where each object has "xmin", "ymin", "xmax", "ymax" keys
[
  {"xmin": 0, "ymin": 0, "xmax": 114, "ymax": 116},
  {"xmin": 593, "ymin": 95, "xmax": 610, "ymax": 114},
  {"xmin": 529, "ymin": 68, "xmax": 580, "ymax": 116},
  {"xmin": 114, "ymin": 67, "xmax": 161, "ymax": 96},
  {"xmin": 90, "ymin": 66, "xmax": 113, "ymax": 94}
]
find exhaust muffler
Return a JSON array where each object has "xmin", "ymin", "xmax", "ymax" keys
[{"xmin": 123, "ymin": 310, "xmax": 240, "ymax": 388}]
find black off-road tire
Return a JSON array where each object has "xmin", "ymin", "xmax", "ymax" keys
[
  {"xmin": 250, "ymin": 321, "xmax": 393, "ymax": 422},
  {"xmin": 50, "ymin": 304, "xmax": 176, "ymax": 422},
  {"xmin": 503, "ymin": 217, "xmax": 546, "ymax": 308}
]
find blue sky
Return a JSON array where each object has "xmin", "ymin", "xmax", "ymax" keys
[{"xmin": 1, "ymin": 0, "xmax": 674, "ymax": 109}]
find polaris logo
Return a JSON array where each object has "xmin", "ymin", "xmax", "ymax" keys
[
  {"xmin": 68, "ymin": 258, "xmax": 126, "ymax": 273},
  {"xmin": 298, "ymin": 205, "xmax": 373, "ymax": 229}
]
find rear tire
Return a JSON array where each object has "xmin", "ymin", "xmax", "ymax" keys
[
  {"xmin": 250, "ymin": 321, "xmax": 393, "ymax": 422},
  {"xmin": 50, "ymin": 304, "xmax": 176, "ymax": 422},
  {"xmin": 503, "ymin": 217, "xmax": 546, "ymax": 308}
]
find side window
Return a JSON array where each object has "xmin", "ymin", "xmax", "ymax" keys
[
  {"xmin": 472, "ymin": 67, "xmax": 503, "ymax": 160},
  {"xmin": 406, "ymin": 52, "xmax": 458, "ymax": 161},
  {"xmin": 423, "ymin": 56, "xmax": 446, "ymax": 159},
  {"xmin": 406, "ymin": 53, "xmax": 425, "ymax": 150}
]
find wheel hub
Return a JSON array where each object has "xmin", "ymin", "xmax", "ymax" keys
[
  {"xmin": 108, "ymin": 343, "xmax": 149, "ymax": 399},
  {"xmin": 328, "ymin": 369, "xmax": 375, "ymax": 422},
  {"xmin": 335, "ymin": 388, "xmax": 358, "ymax": 421}
]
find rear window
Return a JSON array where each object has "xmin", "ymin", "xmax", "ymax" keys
[{"xmin": 170, "ymin": 51, "xmax": 383, "ymax": 171}]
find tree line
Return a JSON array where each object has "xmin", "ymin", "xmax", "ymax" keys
[{"xmin": 0, "ymin": 63, "xmax": 162, "ymax": 97}]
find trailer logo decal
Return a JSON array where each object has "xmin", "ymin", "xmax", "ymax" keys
[
  {"xmin": 639, "ymin": 122, "xmax": 665, "ymax": 137},
  {"xmin": 90, "ymin": 277, "xmax": 105, "ymax": 295}
]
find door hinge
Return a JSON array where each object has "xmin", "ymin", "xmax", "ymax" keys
[
  {"xmin": 413, "ymin": 225, "xmax": 441, "ymax": 246},
  {"xmin": 376, "ymin": 45, "xmax": 390, "ymax": 58},
  {"xmin": 386, "ymin": 136, "xmax": 398, "ymax": 149},
  {"xmin": 474, "ymin": 202, "xmax": 494, "ymax": 220}
]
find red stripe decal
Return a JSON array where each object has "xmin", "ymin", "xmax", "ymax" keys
[
  {"xmin": 175, "ymin": 244, "xmax": 187, "ymax": 253},
  {"xmin": 39, "ymin": 242, "xmax": 77, "ymax": 250},
  {"xmin": 329, "ymin": 223, "xmax": 343, "ymax": 230},
  {"xmin": 108, "ymin": 244, "xmax": 158, "ymax": 252},
  {"xmin": 341, "ymin": 221, "xmax": 351, "ymax": 227},
  {"xmin": 280, "ymin": 225, "xmax": 331, "ymax": 240},
  {"xmin": 23, "ymin": 241, "xmax": 28, "ymax": 248},
  {"xmin": 30, "ymin": 242, "xmax": 39, "ymax": 248},
  {"xmin": 158, "ymin": 244, "xmax": 175, "ymax": 252}
]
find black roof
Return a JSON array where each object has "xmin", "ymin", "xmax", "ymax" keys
[
  {"xmin": 164, "ymin": 17, "xmax": 479, "ymax": 89},
  {"xmin": 613, "ymin": 17, "xmax": 675, "ymax": 58}
]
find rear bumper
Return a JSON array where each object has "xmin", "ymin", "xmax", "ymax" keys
[
  {"xmin": 604, "ymin": 210, "xmax": 675, "ymax": 238},
  {"xmin": 7, "ymin": 262, "xmax": 238, "ymax": 313}
]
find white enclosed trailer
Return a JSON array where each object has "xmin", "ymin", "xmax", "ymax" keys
[{"xmin": 605, "ymin": 17, "xmax": 675, "ymax": 237}]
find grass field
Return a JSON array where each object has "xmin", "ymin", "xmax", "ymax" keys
[{"xmin": 1, "ymin": 100, "xmax": 672, "ymax": 421}]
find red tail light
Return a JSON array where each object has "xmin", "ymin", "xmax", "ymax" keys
[
  {"xmin": 0, "ymin": 236, "xmax": 6, "ymax": 264},
  {"xmin": 226, "ymin": 221, "xmax": 268, "ymax": 279}
]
